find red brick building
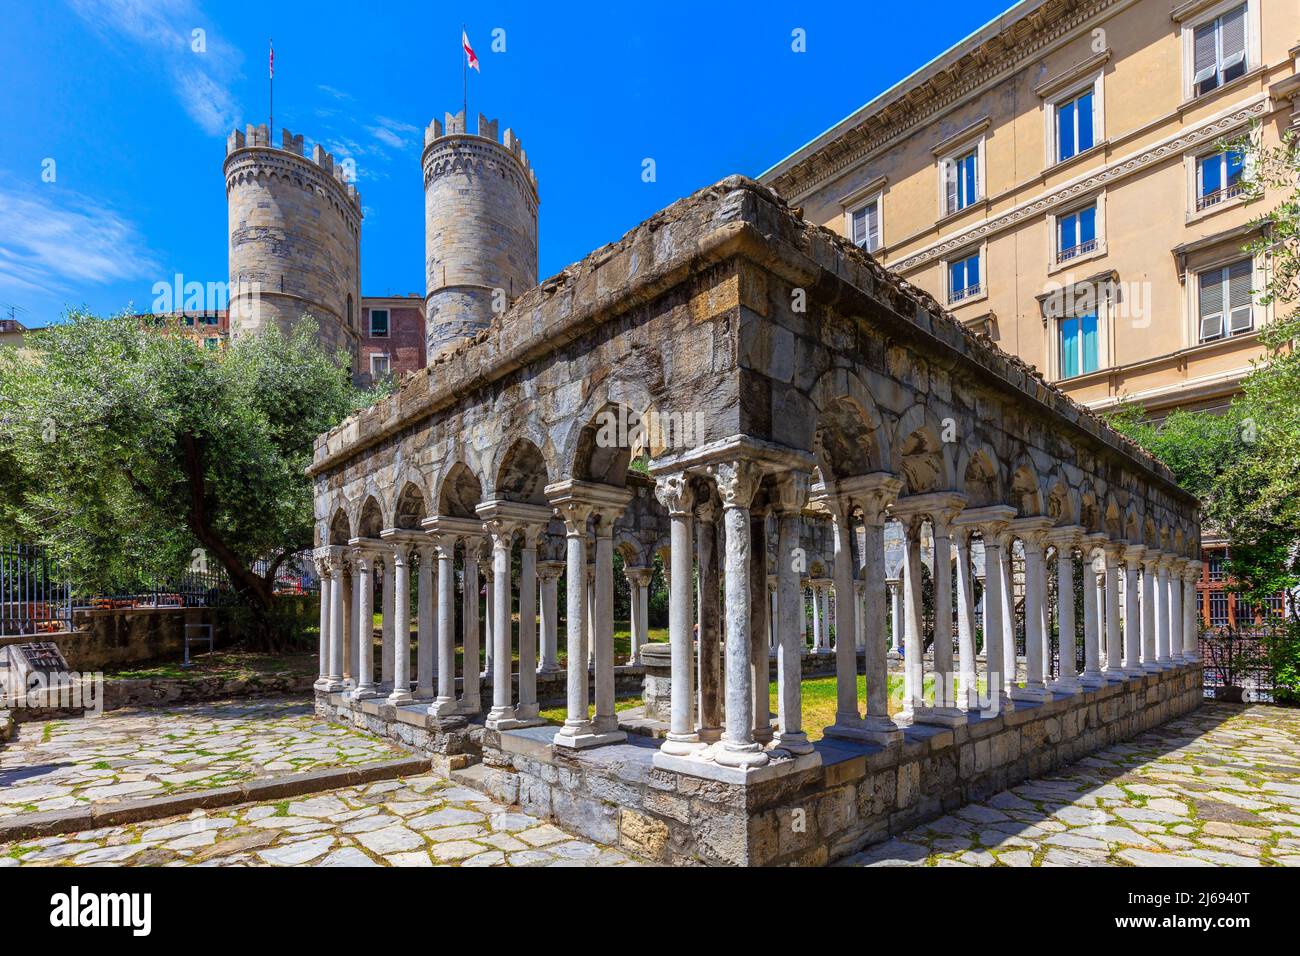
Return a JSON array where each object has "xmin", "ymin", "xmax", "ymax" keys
[{"xmin": 358, "ymin": 295, "xmax": 425, "ymax": 387}]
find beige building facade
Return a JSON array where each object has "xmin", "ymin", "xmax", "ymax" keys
[{"xmin": 761, "ymin": 0, "xmax": 1300, "ymax": 416}]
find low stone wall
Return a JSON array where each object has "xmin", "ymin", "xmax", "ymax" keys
[
  {"xmin": 467, "ymin": 664, "xmax": 1202, "ymax": 866},
  {"xmin": 0, "ymin": 606, "xmax": 222, "ymax": 672}
]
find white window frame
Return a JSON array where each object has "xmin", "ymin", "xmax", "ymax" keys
[
  {"xmin": 1194, "ymin": 255, "xmax": 1257, "ymax": 344},
  {"xmin": 1047, "ymin": 192, "xmax": 1107, "ymax": 273},
  {"xmin": 943, "ymin": 243, "xmax": 986, "ymax": 307},
  {"xmin": 1183, "ymin": 132, "xmax": 1254, "ymax": 222},
  {"xmin": 368, "ymin": 308, "xmax": 390, "ymax": 338},
  {"xmin": 847, "ymin": 196, "xmax": 883, "ymax": 253},
  {"xmin": 1045, "ymin": 74, "xmax": 1105, "ymax": 168},
  {"xmin": 1177, "ymin": 0, "xmax": 1259, "ymax": 102},
  {"xmin": 369, "ymin": 352, "xmax": 392, "ymax": 378},
  {"xmin": 933, "ymin": 121, "xmax": 988, "ymax": 220},
  {"xmin": 1041, "ymin": 278, "xmax": 1114, "ymax": 382}
]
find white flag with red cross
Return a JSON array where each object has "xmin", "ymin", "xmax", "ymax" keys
[{"xmin": 462, "ymin": 30, "xmax": 479, "ymax": 72}]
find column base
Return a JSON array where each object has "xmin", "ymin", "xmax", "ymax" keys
[
  {"xmin": 753, "ymin": 723, "xmax": 775, "ymax": 745},
  {"xmin": 387, "ymin": 688, "xmax": 414, "ymax": 705},
  {"xmin": 1156, "ymin": 657, "xmax": 1175, "ymax": 670},
  {"xmin": 660, "ymin": 733, "xmax": 704, "ymax": 756},
  {"xmin": 771, "ymin": 730, "xmax": 815, "ymax": 754},
  {"xmin": 1079, "ymin": 671, "xmax": 1106, "ymax": 689},
  {"xmin": 456, "ymin": 695, "xmax": 482, "ymax": 716},
  {"xmin": 553, "ymin": 726, "xmax": 627, "ymax": 750},
  {"xmin": 428, "ymin": 696, "xmax": 458, "ymax": 718},
  {"xmin": 413, "ymin": 686, "xmax": 435, "ymax": 701},
  {"xmin": 697, "ymin": 726, "xmax": 724, "ymax": 744},
  {"xmin": 823, "ymin": 715, "xmax": 902, "ymax": 746},
  {"xmin": 1100, "ymin": 668, "xmax": 1128, "ymax": 683},
  {"xmin": 1051, "ymin": 677, "xmax": 1083, "ymax": 696},
  {"xmin": 908, "ymin": 705, "xmax": 969, "ymax": 728},
  {"xmin": 1009, "ymin": 683, "xmax": 1052, "ymax": 703},
  {"xmin": 537, "ymin": 661, "xmax": 562, "ymax": 674},
  {"xmin": 485, "ymin": 705, "xmax": 518, "ymax": 730},
  {"xmin": 813, "ymin": 647, "xmax": 833, "ymax": 656},
  {"xmin": 714, "ymin": 742, "xmax": 770, "ymax": 768},
  {"xmin": 352, "ymin": 685, "xmax": 381, "ymax": 700},
  {"xmin": 313, "ymin": 677, "xmax": 331, "ymax": 691}
]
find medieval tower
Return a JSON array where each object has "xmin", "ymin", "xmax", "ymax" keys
[
  {"xmin": 223, "ymin": 124, "xmax": 362, "ymax": 364},
  {"xmin": 422, "ymin": 111, "xmax": 539, "ymax": 362}
]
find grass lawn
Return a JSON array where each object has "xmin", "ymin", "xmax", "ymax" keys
[{"xmin": 104, "ymin": 648, "xmax": 317, "ymax": 681}]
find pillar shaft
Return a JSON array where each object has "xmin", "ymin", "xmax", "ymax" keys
[
  {"xmin": 429, "ymin": 538, "xmax": 457, "ymax": 716},
  {"xmin": 830, "ymin": 502, "xmax": 859, "ymax": 723},
  {"xmin": 380, "ymin": 558, "xmax": 395, "ymax": 685},
  {"xmin": 486, "ymin": 523, "xmax": 516, "ymax": 726},
  {"xmin": 773, "ymin": 478, "xmax": 811, "ymax": 753},
  {"xmin": 658, "ymin": 475, "xmax": 699, "ymax": 755},
  {"xmin": 388, "ymin": 547, "xmax": 412, "ymax": 704},
  {"xmin": 592, "ymin": 514, "xmax": 618, "ymax": 734},
  {"xmin": 516, "ymin": 532, "xmax": 540, "ymax": 721},
  {"xmin": 696, "ymin": 500, "xmax": 722, "ymax": 740},
  {"xmin": 416, "ymin": 548, "xmax": 435, "ymax": 699},
  {"xmin": 556, "ymin": 503, "xmax": 592, "ymax": 743},
  {"xmin": 355, "ymin": 555, "xmax": 377, "ymax": 697},
  {"xmin": 460, "ymin": 551, "xmax": 481, "ymax": 712},
  {"xmin": 955, "ymin": 531, "xmax": 978, "ymax": 709},
  {"xmin": 982, "ymin": 538, "xmax": 1006, "ymax": 706}
]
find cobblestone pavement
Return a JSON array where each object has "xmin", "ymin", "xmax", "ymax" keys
[
  {"xmin": 842, "ymin": 702, "xmax": 1300, "ymax": 867},
  {"xmin": 0, "ymin": 698, "xmax": 406, "ymax": 818},
  {"xmin": 0, "ymin": 774, "xmax": 636, "ymax": 867}
]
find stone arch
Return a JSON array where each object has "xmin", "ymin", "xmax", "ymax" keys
[
  {"xmin": 495, "ymin": 437, "xmax": 551, "ymax": 506},
  {"xmin": 1079, "ymin": 483, "xmax": 1101, "ymax": 534},
  {"xmin": 571, "ymin": 401, "xmax": 640, "ymax": 487},
  {"xmin": 393, "ymin": 481, "xmax": 428, "ymax": 531},
  {"xmin": 357, "ymin": 496, "xmax": 384, "ymax": 538},
  {"xmin": 328, "ymin": 507, "xmax": 352, "ymax": 545},
  {"xmin": 436, "ymin": 462, "xmax": 484, "ymax": 519},
  {"xmin": 893, "ymin": 404, "xmax": 952, "ymax": 495},
  {"xmin": 1009, "ymin": 458, "xmax": 1044, "ymax": 517},
  {"xmin": 959, "ymin": 443, "xmax": 1001, "ymax": 508},
  {"xmin": 1045, "ymin": 475, "xmax": 1076, "ymax": 526},
  {"xmin": 813, "ymin": 397, "xmax": 887, "ymax": 482},
  {"xmin": 1143, "ymin": 515, "xmax": 1158, "ymax": 549},
  {"xmin": 809, "ymin": 369, "xmax": 892, "ymax": 473},
  {"xmin": 1124, "ymin": 506, "xmax": 1142, "ymax": 544}
]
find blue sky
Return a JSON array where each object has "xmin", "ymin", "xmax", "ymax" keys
[{"xmin": 0, "ymin": 0, "xmax": 1013, "ymax": 327}]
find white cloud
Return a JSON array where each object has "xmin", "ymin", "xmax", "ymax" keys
[
  {"xmin": 66, "ymin": 0, "xmax": 243, "ymax": 135},
  {"xmin": 0, "ymin": 181, "xmax": 160, "ymax": 299}
]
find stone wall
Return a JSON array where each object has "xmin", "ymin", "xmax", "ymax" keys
[
  {"xmin": 0, "ymin": 607, "xmax": 221, "ymax": 673},
  {"xmin": 468, "ymin": 665, "xmax": 1202, "ymax": 866}
]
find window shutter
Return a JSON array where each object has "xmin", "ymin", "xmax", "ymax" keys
[
  {"xmin": 1221, "ymin": 5, "xmax": 1246, "ymax": 71},
  {"xmin": 944, "ymin": 160, "xmax": 957, "ymax": 214},
  {"xmin": 866, "ymin": 202, "xmax": 880, "ymax": 251},
  {"xmin": 1198, "ymin": 268, "xmax": 1225, "ymax": 340},
  {"xmin": 1193, "ymin": 21, "xmax": 1218, "ymax": 86},
  {"xmin": 1081, "ymin": 312, "xmax": 1099, "ymax": 373},
  {"xmin": 851, "ymin": 207, "xmax": 867, "ymax": 247},
  {"xmin": 1227, "ymin": 259, "xmax": 1253, "ymax": 333}
]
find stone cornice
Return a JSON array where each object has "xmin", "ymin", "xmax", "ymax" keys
[{"xmin": 890, "ymin": 98, "xmax": 1268, "ymax": 273}]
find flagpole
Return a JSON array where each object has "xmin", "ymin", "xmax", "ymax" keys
[
  {"xmin": 462, "ymin": 24, "xmax": 467, "ymax": 120},
  {"xmin": 269, "ymin": 37, "xmax": 274, "ymax": 133}
]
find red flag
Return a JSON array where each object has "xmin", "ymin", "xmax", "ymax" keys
[
  {"xmin": 269, "ymin": 40, "xmax": 274, "ymax": 79},
  {"xmin": 462, "ymin": 30, "xmax": 479, "ymax": 72}
]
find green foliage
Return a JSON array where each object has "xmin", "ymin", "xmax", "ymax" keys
[{"xmin": 0, "ymin": 311, "xmax": 374, "ymax": 628}]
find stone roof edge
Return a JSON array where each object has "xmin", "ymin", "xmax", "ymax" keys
[{"xmin": 308, "ymin": 176, "xmax": 1195, "ymax": 513}]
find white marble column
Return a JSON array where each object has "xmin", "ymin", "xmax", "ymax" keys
[
  {"xmin": 428, "ymin": 535, "xmax": 458, "ymax": 717},
  {"xmin": 749, "ymin": 507, "xmax": 772, "ymax": 743},
  {"xmin": 657, "ymin": 474, "xmax": 700, "ymax": 756},
  {"xmin": 827, "ymin": 496, "xmax": 860, "ymax": 730},
  {"xmin": 899, "ymin": 517, "xmax": 926, "ymax": 714},
  {"xmin": 314, "ymin": 554, "xmax": 331, "ymax": 688},
  {"xmin": 415, "ymin": 545, "xmax": 436, "ymax": 699},
  {"xmin": 591, "ymin": 507, "xmax": 622, "ymax": 736},
  {"xmin": 980, "ymin": 528, "xmax": 1011, "ymax": 711},
  {"xmin": 1048, "ymin": 528, "xmax": 1082, "ymax": 694},
  {"xmin": 712, "ymin": 460, "xmax": 767, "ymax": 769},
  {"xmin": 586, "ymin": 567, "xmax": 596, "ymax": 667},
  {"xmin": 1141, "ymin": 554, "xmax": 1160, "ymax": 673},
  {"xmin": 460, "ymin": 547, "xmax": 482, "ymax": 713},
  {"xmin": 380, "ymin": 554, "xmax": 395, "ymax": 687},
  {"xmin": 538, "ymin": 562, "xmax": 563, "ymax": 674},
  {"xmin": 1009, "ymin": 520, "xmax": 1053, "ymax": 702},
  {"xmin": 1102, "ymin": 542, "xmax": 1125, "ymax": 680},
  {"xmin": 328, "ymin": 555, "xmax": 346, "ymax": 691},
  {"xmin": 350, "ymin": 551, "xmax": 364, "ymax": 682},
  {"xmin": 553, "ymin": 500, "xmax": 593, "ymax": 746},
  {"xmin": 1000, "ymin": 543, "xmax": 1017, "ymax": 685},
  {"xmin": 811, "ymin": 582, "xmax": 826, "ymax": 653},
  {"xmin": 387, "ymin": 544, "xmax": 413, "ymax": 705},
  {"xmin": 485, "ymin": 520, "xmax": 516, "ymax": 729},
  {"xmin": 516, "ymin": 525, "xmax": 542, "ymax": 724},
  {"xmin": 624, "ymin": 567, "xmax": 648, "ymax": 664},
  {"xmin": 1166, "ymin": 557, "xmax": 1183, "ymax": 663},
  {"xmin": 483, "ymin": 564, "xmax": 495, "ymax": 678},
  {"xmin": 1122, "ymin": 546, "xmax": 1145, "ymax": 677},
  {"xmin": 1080, "ymin": 537, "xmax": 1105, "ymax": 687},
  {"xmin": 696, "ymin": 498, "xmax": 723, "ymax": 741},
  {"xmin": 1183, "ymin": 561, "xmax": 1202, "ymax": 661},
  {"xmin": 340, "ymin": 562, "xmax": 354, "ymax": 686},
  {"xmin": 771, "ymin": 577, "xmax": 781, "ymax": 658},
  {"xmin": 354, "ymin": 551, "xmax": 378, "ymax": 698},
  {"xmin": 930, "ymin": 508, "xmax": 961, "ymax": 710},
  {"xmin": 887, "ymin": 579, "xmax": 902, "ymax": 658},
  {"xmin": 1156, "ymin": 553, "xmax": 1173, "ymax": 668},
  {"xmin": 773, "ymin": 471, "xmax": 813, "ymax": 753},
  {"xmin": 953, "ymin": 527, "xmax": 978, "ymax": 710}
]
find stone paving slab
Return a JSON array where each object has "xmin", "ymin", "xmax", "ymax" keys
[
  {"xmin": 840, "ymin": 702, "xmax": 1300, "ymax": 868},
  {"xmin": 0, "ymin": 774, "xmax": 638, "ymax": 867},
  {"xmin": 0, "ymin": 697, "xmax": 407, "ymax": 819}
]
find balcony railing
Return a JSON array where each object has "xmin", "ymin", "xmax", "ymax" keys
[
  {"xmin": 1196, "ymin": 180, "xmax": 1246, "ymax": 212},
  {"xmin": 949, "ymin": 283, "xmax": 982, "ymax": 304},
  {"xmin": 1057, "ymin": 238, "xmax": 1098, "ymax": 264}
]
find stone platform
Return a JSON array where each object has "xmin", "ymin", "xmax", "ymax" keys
[{"xmin": 459, "ymin": 664, "xmax": 1202, "ymax": 865}]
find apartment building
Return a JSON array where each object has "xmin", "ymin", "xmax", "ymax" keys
[
  {"xmin": 761, "ymin": 0, "xmax": 1300, "ymax": 417},
  {"xmin": 358, "ymin": 294, "xmax": 426, "ymax": 388}
]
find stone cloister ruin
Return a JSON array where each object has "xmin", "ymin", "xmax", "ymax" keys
[{"xmin": 309, "ymin": 172, "xmax": 1203, "ymax": 866}]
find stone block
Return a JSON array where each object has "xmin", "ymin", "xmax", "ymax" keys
[{"xmin": 619, "ymin": 808, "xmax": 671, "ymax": 862}]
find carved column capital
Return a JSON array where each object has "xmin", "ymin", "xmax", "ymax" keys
[
  {"xmin": 654, "ymin": 472, "xmax": 695, "ymax": 516},
  {"xmin": 709, "ymin": 459, "xmax": 762, "ymax": 511}
]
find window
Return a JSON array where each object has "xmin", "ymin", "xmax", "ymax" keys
[
  {"xmin": 183, "ymin": 315, "xmax": 195, "ymax": 327},
  {"xmin": 204, "ymin": 337, "xmax": 219, "ymax": 350},
  {"xmin": 1192, "ymin": 4, "xmax": 1247, "ymax": 96},
  {"xmin": 1197, "ymin": 258, "xmax": 1253, "ymax": 342},
  {"xmin": 1057, "ymin": 311, "xmax": 1099, "ymax": 380},
  {"xmin": 1196, "ymin": 149, "xmax": 1246, "ymax": 211},
  {"xmin": 851, "ymin": 200, "xmax": 881, "ymax": 252},
  {"xmin": 202, "ymin": 314, "xmax": 218, "ymax": 326},
  {"xmin": 1055, "ymin": 88, "xmax": 1095, "ymax": 162},
  {"xmin": 943, "ymin": 149, "xmax": 979, "ymax": 215},
  {"xmin": 1057, "ymin": 203, "xmax": 1097, "ymax": 263},
  {"xmin": 948, "ymin": 252, "xmax": 981, "ymax": 303},
  {"xmin": 368, "ymin": 308, "xmax": 389, "ymax": 338},
  {"xmin": 370, "ymin": 353, "xmax": 391, "ymax": 378}
]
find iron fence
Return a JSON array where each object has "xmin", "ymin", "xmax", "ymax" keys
[
  {"xmin": 0, "ymin": 543, "xmax": 73, "ymax": 635},
  {"xmin": 1200, "ymin": 625, "xmax": 1278, "ymax": 703}
]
